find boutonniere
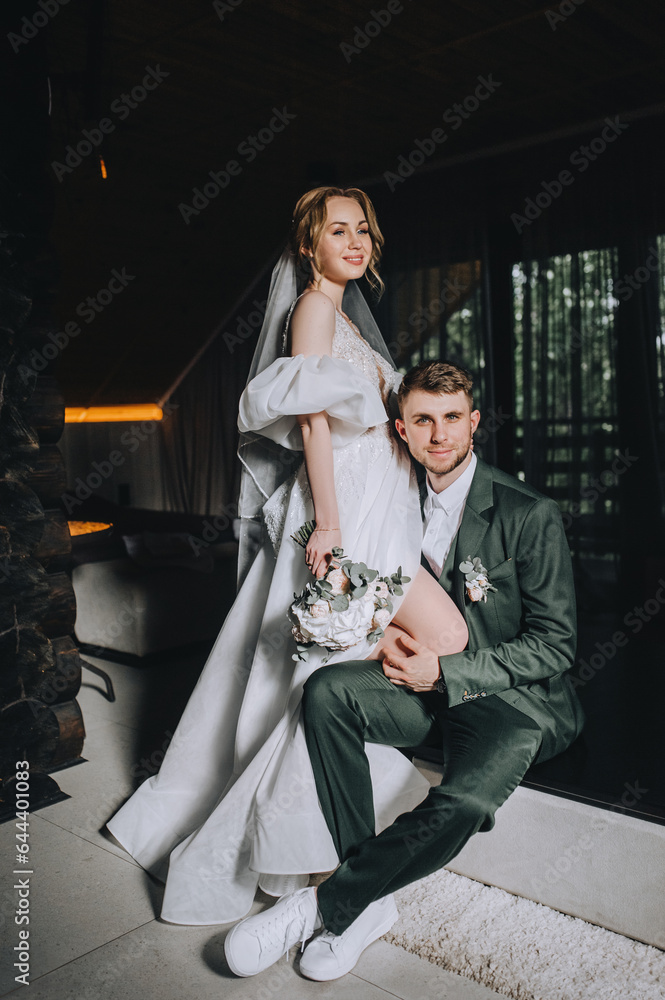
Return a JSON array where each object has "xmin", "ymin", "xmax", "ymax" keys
[{"xmin": 459, "ymin": 556, "xmax": 497, "ymax": 603}]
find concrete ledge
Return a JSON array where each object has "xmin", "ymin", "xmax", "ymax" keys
[{"xmin": 414, "ymin": 760, "xmax": 665, "ymax": 949}]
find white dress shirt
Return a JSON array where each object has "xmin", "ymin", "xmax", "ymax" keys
[{"xmin": 422, "ymin": 452, "xmax": 477, "ymax": 579}]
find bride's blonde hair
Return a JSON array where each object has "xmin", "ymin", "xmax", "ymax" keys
[{"xmin": 289, "ymin": 186, "xmax": 385, "ymax": 297}]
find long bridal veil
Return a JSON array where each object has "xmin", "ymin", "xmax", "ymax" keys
[{"xmin": 236, "ymin": 248, "xmax": 395, "ymax": 586}]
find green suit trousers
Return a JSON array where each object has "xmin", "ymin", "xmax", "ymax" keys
[{"xmin": 303, "ymin": 660, "xmax": 544, "ymax": 935}]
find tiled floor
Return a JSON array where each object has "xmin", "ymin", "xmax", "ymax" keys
[{"xmin": 0, "ymin": 652, "xmax": 504, "ymax": 1000}]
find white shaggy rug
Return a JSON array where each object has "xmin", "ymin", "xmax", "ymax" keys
[{"xmin": 386, "ymin": 869, "xmax": 665, "ymax": 1000}]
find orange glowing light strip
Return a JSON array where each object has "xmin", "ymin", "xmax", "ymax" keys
[
  {"xmin": 65, "ymin": 404, "xmax": 163, "ymax": 423},
  {"xmin": 68, "ymin": 521, "xmax": 113, "ymax": 536},
  {"xmin": 99, "ymin": 155, "xmax": 108, "ymax": 179}
]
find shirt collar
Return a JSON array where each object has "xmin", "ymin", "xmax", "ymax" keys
[{"xmin": 425, "ymin": 452, "xmax": 477, "ymax": 515}]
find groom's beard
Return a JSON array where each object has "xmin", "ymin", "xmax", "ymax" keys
[{"xmin": 419, "ymin": 437, "xmax": 472, "ymax": 478}]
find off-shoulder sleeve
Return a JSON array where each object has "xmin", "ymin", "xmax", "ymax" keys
[{"xmin": 238, "ymin": 354, "xmax": 388, "ymax": 450}]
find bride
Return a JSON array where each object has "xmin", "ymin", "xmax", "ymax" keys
[{"xmin": 106, "ymin": 186, "xmax": 468, "ymax": 925}]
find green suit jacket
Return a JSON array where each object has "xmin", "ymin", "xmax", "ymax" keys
[{"xmin": 431, "ymin": 456, "xmax": 585, "ymax": 760}]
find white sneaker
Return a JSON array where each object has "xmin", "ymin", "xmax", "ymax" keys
[
  {"xmin": 299, "ymin": 894, "xmax": 398, "ymax": 981},
  {"xmin": 224, "ymin": 886, "xmax": 321, "ymax": 977}
]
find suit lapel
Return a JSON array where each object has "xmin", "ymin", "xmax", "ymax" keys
[
  {"xmin": 419, "ymin": 458, "xmax": 495, "ymax": 607},
  {"xmin": 448, "ymin": 458, "xmax": 495, "ymax": 608},
  {"xmin": 438, "ymin": 542, "xmax": 460, "ymax": 604}
]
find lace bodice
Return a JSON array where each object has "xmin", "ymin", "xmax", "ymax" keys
[
  {"xmin": 331, "ymin": 311, "xmax": 397, "ymax": 404},
  {"xmin": 262, "ymin": 302, "xmax": 402, "ymax": 553},
  {"xmin": 283, "ymin": 298, "xmax": 398, "ymax": 403}
]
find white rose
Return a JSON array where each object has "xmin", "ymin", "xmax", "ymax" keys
[
  {"xmin": 292, "ymin": 591, "xmax": 375, "ymax": 649},
  {"xmin": 466, "ymin": 582, "xmax": 486, "ymax": 602},
  {"xmin": 373, "ymin": 581, "xmax": 390, "ymax": 600},
  {"xmin": 291, "ymin": 599, "xmax": 332, "ymax": 644},
  {"xmin": 372, "ymin": 606, "xmax": 392, "ymax": 631},
  {"xmin": 326, "ymin": 567, "xmax": 350, "ymax": 596},
  {"xmin": 326, "ymin": 592, "xmax": 375, "ymax": 648}
]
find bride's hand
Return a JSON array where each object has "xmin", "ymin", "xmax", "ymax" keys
[{"xmin": 306, "ymin": 527, "xmax": 342, "ymax": 578}]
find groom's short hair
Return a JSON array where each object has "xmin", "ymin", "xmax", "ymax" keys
[{"xmin": 397, "ymin": 360, "xmax": 474, "ymax": 413}]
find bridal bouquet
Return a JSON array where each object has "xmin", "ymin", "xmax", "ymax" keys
[{"xmin": 289, "ymin": 522, "xmax": 410, "ymax": 662}]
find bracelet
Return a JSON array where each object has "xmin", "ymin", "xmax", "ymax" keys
[{"xmin": 313, "ymin": 526, "xmax": 339, "ymax": 531}]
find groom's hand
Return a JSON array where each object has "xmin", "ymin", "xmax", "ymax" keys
[{"xmin": 381, "ymin": 634, "xmax": 441, "ymax": 692}]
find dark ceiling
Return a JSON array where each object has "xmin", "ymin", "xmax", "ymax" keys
[{"xmin": 44, "ymin": 0, "xmax": 665, "ymax": 406}]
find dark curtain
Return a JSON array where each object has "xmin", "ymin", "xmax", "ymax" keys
[
  {"xmin": 157, "ymin": 270, "xmax": 273, "ymax": 518},
  {"xmin": 159, "ymin": 344, "xmax": 242, "ymax": 517}
]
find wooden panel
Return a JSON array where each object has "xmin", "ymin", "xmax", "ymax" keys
[
  {"xmin": 33, "ymin": 510, "xmax": 72, "ymax": 572},
  {"xmin": 24, "ymin": 444, "xmax": 67, "ymax": 509},
  {"xmin": 24, "ymin": 375, "xmax": 65, "ymax": 444},
  {"xmin": 0, "ymin": 698, "xmax": 85, "ymax": 776},
  {"xmin": 0, "ymin": 480, "xmax": 45, "ymax": 554},
  {"xmin": 39, "ymin": 574, "xmax": 77, "ymax": 639}
]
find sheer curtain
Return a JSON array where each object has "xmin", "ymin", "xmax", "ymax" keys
[{"xmin": 512, "ymin": 247, "xmax": 620, "ymax": 580}]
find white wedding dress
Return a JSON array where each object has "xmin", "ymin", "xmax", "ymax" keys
[{"xmin": 107, "ymin": 310, "xmax": 429, "ymax": 925}]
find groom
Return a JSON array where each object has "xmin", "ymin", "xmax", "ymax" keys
[{"xmin": 225, "ymin": 360, "xmax": 585, "ymax": 981}]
